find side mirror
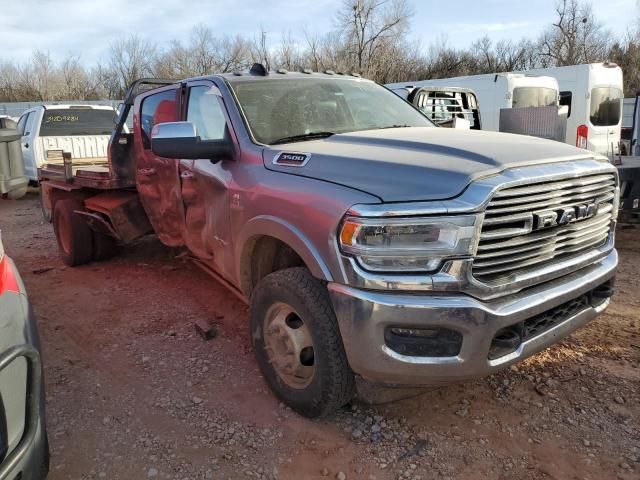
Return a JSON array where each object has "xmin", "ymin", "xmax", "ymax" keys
[{"xmin": 151, "ymin": 121, "xmax": 232, "ymax": 161}]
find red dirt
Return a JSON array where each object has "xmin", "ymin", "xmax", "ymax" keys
[{"xmin": 1, "ymin": 193, "xmax": 638, "ymax": 480}]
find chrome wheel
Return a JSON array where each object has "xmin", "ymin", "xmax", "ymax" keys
[{"xmin": 263, "ymin": 302, "xmax": 315, "ymax": 389}]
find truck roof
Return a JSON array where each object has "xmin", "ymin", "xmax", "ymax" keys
[
  {"xmin": 27, "ymin": 104, "xmax": 116, "ymax": 111},
  {"xmin": 171, "ymin": 68, "xmax": 369, "ymax": 85}
]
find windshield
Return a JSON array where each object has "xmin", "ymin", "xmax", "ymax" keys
[
  {"xmin": 590, "ymin": 87, "xmax": 623, "ymax": 127},
  {"xmin": 39, "ymin": 108, "xmax": 115, "ymax": 136},
  {"xmin": 229, "ymin": 77, "xmax": 433, "ymax": 145},
  {"xmin": 512, "ymin": 87, "xmax": 557, "ymax": 108}
]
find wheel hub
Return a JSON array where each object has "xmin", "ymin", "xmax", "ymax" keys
[{"xmin": 264, "ymin": 303, "xmax": 315, "ymax": 389}]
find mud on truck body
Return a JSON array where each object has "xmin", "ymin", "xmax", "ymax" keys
[{"xmin": 39, "ymin": 67, "xmax": 619, "ymax": 417}]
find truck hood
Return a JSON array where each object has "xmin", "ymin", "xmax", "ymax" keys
[{"xmin": 264, "ymin": 127, "xmax": 596, "ymax": 202}]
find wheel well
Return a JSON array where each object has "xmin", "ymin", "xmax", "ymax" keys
[{"xmin": 241, "ymin": 236, "xmax": 306, "ymax": 296}]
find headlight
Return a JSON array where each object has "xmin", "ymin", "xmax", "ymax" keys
[{"xmin": 339, "ymin": 215, "xmax": 480, "ymax": 272}]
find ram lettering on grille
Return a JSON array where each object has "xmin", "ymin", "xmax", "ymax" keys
[{"xmin": 473, "ymin": 174, "xmax": 616, "ymax": 282}]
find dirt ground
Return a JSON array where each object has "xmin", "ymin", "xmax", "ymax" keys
[{"xmin": 1, "ymin": 192, "xmax": 638, "ymax": 480}]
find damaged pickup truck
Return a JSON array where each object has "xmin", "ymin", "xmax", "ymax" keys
[{"xmin": 39, "ymin": 65, "xmax": 619, "ymax": 417}]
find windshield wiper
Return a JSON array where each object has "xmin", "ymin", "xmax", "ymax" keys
[{"xmin": 271, "ymin": 131, "xmax": 337, "ymax": 145}]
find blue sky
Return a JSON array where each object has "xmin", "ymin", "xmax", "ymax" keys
[{"xmin": 0, "ymin": 0, "xmax": 636, "ymax": 64}]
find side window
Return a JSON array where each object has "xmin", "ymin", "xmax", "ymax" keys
[
  {"xmin": 187, "ymin": 85, "xmax": 227, "ymax": 141},
  {"xmin": 559, "ymin": 91, "xmax": 572, "ymax": 118},
  {"xmin": 140, "ymin": 89, "xmax": 177, "ymax": 149}
]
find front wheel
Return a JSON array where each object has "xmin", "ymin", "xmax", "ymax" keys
[{"xmin": 250, "ymin": 267, "xmax": 355, "ymax": 417}]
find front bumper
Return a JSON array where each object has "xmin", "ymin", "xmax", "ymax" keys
[{"xmin": 329, "ymin": 249, "xmax": 617, "ymax": 386}]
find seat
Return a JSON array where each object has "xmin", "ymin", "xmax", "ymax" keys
[{"xmin": 153, "ymin": 100, "xmax": 177, "ymax": 125}]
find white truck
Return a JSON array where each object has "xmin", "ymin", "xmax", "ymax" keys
[
  {"xmin": 387, "ymin": 73, "xmax": 560, "ymax": 135},
  {"xmin": 520, "ymin": 63, "xmax": 624, "ymax": 156},
  {"xmin": 16, "ymin": 105, "xmax": 118, "ymax": 182}
]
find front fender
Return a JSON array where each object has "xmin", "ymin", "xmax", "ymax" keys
[{"xmin": 236, "ymin": 215, "xmax": 333, "ymax": 293}]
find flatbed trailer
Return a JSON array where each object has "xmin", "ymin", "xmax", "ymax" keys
[{"xmin": 38, "ymin": 79, "xmax": 173, "ymax": 264}]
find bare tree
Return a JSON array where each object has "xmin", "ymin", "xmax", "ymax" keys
[
  {"xmin": 24, "ymin": 50, "xmax": 62, "ymax": 101},
  {"xmin": 155, "ymin": 40, "xmax": 193, "ymax": 78},
  {"xmin": 275, "ymin": 32, "xmax": 304, "ymax": 70},
  {"xmin": 539, "ymin": 0, "xmax": 610, "ymax": 66},
  {"xmin": 0, "ymin": 1, "xmax": 632, "ymax": 101},
  {"xmin": 215, "ymin": 35, "xmax": 252, "ymax": 73},
  {"xmin": 91, "ymin": 63, "xmax": 122, "ymax": 100},
  {"xmin": 60, "ymin": 54, "xmax": 99, "ymax": 99},
  {"xmin": 251, "ymin": 28, "xmax": 272, "ymax": 70},
  {"xmin": 108, "ymin": 34, "xmax": 157, "ymax": 96},
  {"xmin": 337, "ymin": 0, "xmax": 412, "ymax": 75},
  {"xmin": 154, "ymin": 26, "xmax": 253, "ymax": 78},
  {"xmin": 609, "ymin": 29, "xmax": 640, "ymax": 95},
  {"xmin": 0, "ymin": 61, "xmax": 22, "ymax": 101},
  {"xmin": 190, "ymin": 24, "xmax": 217, "ymax": 75}
]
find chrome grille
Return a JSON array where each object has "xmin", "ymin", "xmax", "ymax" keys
[{"xmin": 473, "ymin": 173, "xmax": 616, "ymax": 282}]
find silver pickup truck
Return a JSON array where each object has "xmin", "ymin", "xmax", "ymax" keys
[{"xmin": 42, "ymin": 66, "xmax": 619, "ymax": 417}]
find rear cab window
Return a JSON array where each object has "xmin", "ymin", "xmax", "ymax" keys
[
  {"xmin": 512, "ymin": 87, "xmax": 557, "ymax": 108},
  {"xmin": 39, "ymin": 108, "xmax": 115, "ymax": 136},
  {"xmin": 139, "ymin": 89, "xmax": 178, "ymax": 149},
  {"xmin": 590, "ymin": 87, "xmax": 623, "ymax": 127}
]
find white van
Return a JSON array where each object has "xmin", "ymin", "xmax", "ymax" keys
[
  {"xmin": 16, "ymin": 105, "xmax": 118, "ymax": 181},
  {"xmin": 387, "ymin": 73, "xmax": 559, "ymax": 133},
  {"xmin": 521, "ymin": 63, "xmax": 624, "ymax": 156}
]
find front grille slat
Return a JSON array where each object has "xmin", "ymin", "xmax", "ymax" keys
[
  {"xmin": 485, "ymin": 190, "xmax": 615, "ymax": 215},
  {"xmin": 489, "ymin": 174, "xmax": 614, "ymax": 198},
  {"xmin": 478, "ymin": 213, "xmax": 612, "ymax": 253},
  {"xmin": 488, "ymin": 180, "xmax": 616, "ymax": 205},
  {"xmin": 473, "ymin": 173, "xmax": 616, "ymax": 282}
]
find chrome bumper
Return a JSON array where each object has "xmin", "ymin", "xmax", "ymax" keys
[{"xmin": 329, "ymin": 249, "xmax": 617, "ymax": 386}]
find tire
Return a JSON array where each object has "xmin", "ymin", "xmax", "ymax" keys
[
  {"xmin": 53, "ymin": 199, "xmax": 93, "ymax": 266},
  {"xmin": 250, "ymin": 267, "xmax": 355, "ymax": 417},
  {"xmin": 92, "ymin": 231, "xmax": 119, "ymax": 261}
]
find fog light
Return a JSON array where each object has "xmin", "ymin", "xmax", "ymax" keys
[
  {"xmin": 385, "ymin": 326, "xmax": 462, "ymax": 357},
  {"xmin": 488, "ymin": 327, "xmax": 522, "ymax": 360}
]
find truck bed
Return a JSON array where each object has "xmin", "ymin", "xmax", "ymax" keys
[
  {"xmin": 38, "ymin": 150, "xmax": 134, "ymax": 190},
  {"xmin": 38, "ymin": 135, "xmax": 110, "ymax": 161}
]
